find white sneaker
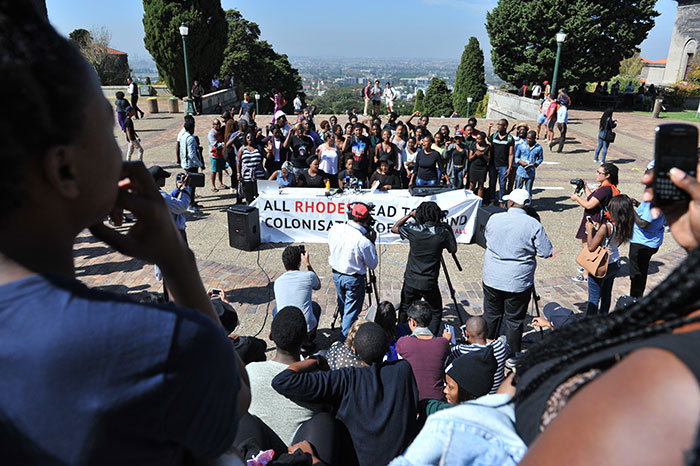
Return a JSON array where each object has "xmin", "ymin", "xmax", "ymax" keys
[{"xmin": 187, "ymin": 206, "xmax": 201, "ymax": 214}]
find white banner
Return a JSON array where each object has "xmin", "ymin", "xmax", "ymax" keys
[{"xmin": 251, "ymin": 188, "xmax": 482, "ymax": 244}]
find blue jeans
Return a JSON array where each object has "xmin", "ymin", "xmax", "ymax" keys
[
  {"xmin": 415, "ymin": 177, "xmax": 437, "ymax": 187},
  {"xmin": 586, "ymin": 260, "xmax": 620, "ymax": 317},
  {"xmin": 515, "ymin": 175, "xmax": 534, "ymax": 196},
  {"xmin": 594, "ymin": 132, "xmax": 609, "ymax": 163},
  {"xmin": 332, "ymin": 272, "xmax": 366, "ymax": 338},
  {"xmin": 497, "ymin": 166, "xmax": 509, "ymax": 201},
  {"xmin": 451, "ymin": 166, "xmax": 466, "ymax": 188}
]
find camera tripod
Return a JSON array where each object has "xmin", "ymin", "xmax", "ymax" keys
[{"xmin": 440, "ymin": 252, "xmax": 466, "ymax": 327}]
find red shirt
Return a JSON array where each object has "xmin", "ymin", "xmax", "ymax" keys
[{"xmin": 396, "ymin": 335, "xmax": 449, "ymax": 401}]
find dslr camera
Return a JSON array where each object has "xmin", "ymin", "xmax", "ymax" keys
[{"xmin": 570, "ymin": 178, "xmax": 585, "ymax": 193}]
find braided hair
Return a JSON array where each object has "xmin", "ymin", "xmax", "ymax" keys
[
  {"xmin": 515, "ymin": 246, "xmax": 700, "ymax": 403},
  {"xmin": 0, "ymin": 1, "xmax": 91, "ymax": 218},
  {"xmin": 415, "ymin": 201, "xmax": 443, "ymax": 225}
]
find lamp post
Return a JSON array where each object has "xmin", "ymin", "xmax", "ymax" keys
[
  {"xmin": 466, "ymin": 96, "xmax": 473, "ymax": 118},
  {"xmin": 179, "ymin": 23, "xmax": 195, "ymax": 115},
  {"xmin": 551, "ymin": 30, "xmax": 566, "ymax": 98},
  {"xmin": 254, "ymin": 93, "xmax": 260, "ymax": 115}
]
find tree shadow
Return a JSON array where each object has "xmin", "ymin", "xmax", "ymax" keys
[
  {"xmin": 73, "ymin": 245, "xmax": 112, "ymax": 259},
  {"xmin": 532, "ymin": 195, "xmax": 579, "ymax": 213},
  {"xmin": 566, "ymin": 149, "xmax": 591, "ymax": 154},
  {"xmin": 616, "ymin": 259, "xmax": 663, "ymax": 279},
  {"xmin": 92, "ymin": 283, "xmax": 152, "ymax": 298},
  {"xmin": 607, "ymin": 158, "xmax": 636, "ymax": 164},
  {"xmin": 136, "ymin": 128, "xmax": 166, "ymax": 133},
  {"xmin": 75, "ymin": 258, "xmax": 147, "ymax": 277}
]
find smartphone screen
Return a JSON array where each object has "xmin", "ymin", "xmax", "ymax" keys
[
  {"xmin": 653, "ymin": 124, "xmax": 698, "ymax": 206},
  {"xmin": 444, "ymin": 324, "xmax": 456, "ymax": 345}
]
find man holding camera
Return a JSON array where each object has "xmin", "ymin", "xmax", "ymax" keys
[
  {"xmin": 328, "ymin": 203, "xmax": 378, "ymax": 339},
  {"xmin": 273, "ymin": 245, "xmax": 322, "ymax": 341},
  {"xmin": 482, "ymin": 189, "xmax": 553, "ymax": 355},
  {"xmin": 392, "ymin": 201, "xmax": 457, "ymax": 336}
]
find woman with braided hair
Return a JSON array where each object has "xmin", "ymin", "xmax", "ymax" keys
[{"xmin": 514, "ymin": 163, "xmax": 700, "ymax": 465}]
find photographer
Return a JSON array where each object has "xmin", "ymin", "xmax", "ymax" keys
[
  {"xmin": 482, "ymin": 189, "xmax": 552, "ymax": 355},
  {"xmin": 570, "ymin": 162, "xmax": 620, "ymax": 282},
  {"xmin": 391, "ymin": 201, "xmax": 457, "ymax": 336},
  {"xmin": 273, "ymin": 245, "xmax": 322, "ymax": 343},
  {"xmin": 328, "ymin": 202, "xmax": 378, "ymax": 339}
]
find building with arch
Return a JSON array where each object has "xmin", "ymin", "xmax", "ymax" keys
[{"xmin": 662, "ymin": 0, "xmax": 700, "ymax": 83}]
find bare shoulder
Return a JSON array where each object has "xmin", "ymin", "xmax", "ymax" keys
[{"xmin": 520, "ymin": 347, "xmax": 700, "ymax": 466}]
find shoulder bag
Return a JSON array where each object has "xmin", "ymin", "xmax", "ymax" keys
[{"xmin": 576, "ymin": 223, "xmax": 611, "ymax": 279}]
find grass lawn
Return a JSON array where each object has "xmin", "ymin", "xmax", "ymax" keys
[{"xmin": 633, "ymin": 110, "xmax": 700, "ymax": 122}]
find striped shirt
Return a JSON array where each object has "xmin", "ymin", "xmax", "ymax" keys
[
  {"xmin": 447, "ymin": 336, "xmax": 509, "ymax": 394},
  {"xmin": 240, "ymin": 146, "xmax": 265, "ymax": 181}
]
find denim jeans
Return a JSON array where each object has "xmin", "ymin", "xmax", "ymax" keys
[
  {"xmin": 587, "ymin": 260, "xmax": 621, "ymax": 317},
  {"xmin": 594, "ymin": 132, "xmax": 610, "ymax": 163},
  {"xmin": 496, "ymin": 166, "xmax": 509, "ymax": 202},
  {"xmin": 415, "ymin": 177, "xmax": 437, "ymax": 187},
  {"xmin": 332, "ymin": 272, "xmax": 366, "ymax": 338},
  {"xmin": 515, "ymin": 175, "xmax": 534, "ymax": 196},
  {"xmin": 451, "ymin": 166, "xmax": 466, "ymax": 189},
  {"xmin": 389, "ymin": 394, "xmax": 526, "ymax": 466}
]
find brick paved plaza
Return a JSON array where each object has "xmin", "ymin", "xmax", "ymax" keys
[{"xmin": 75, "ymin": 107, "xmax": 694, "ymax": 349}]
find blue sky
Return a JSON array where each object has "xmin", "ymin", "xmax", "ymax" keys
[{"xmin": 46, "ymin": 0, "xmax": 678, "ymax": 62}]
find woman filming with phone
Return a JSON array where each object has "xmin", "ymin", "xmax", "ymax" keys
[
  {"xmin": 570, "ymin": 162, "xmax": 620, "ymax": 282},
  {"xmin": 583, "ymin": 194, "xmax": 635, "ymax": 317}
]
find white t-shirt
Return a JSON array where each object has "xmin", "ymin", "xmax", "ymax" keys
[
  {"xmin": 384, "ymin": 87, "xmax": 397, "ymax": 103},
  {"xmin": 557, "ymin": 105, "xmax": 568, "ymax": 124},
  {"xmin": 328, "ymin": 222, "xmax": 378, "ymax": 275},
  {"xmin": 319, "ymin": 147, "xmax": 339, "ymax": 174},
  {"xmin": 293, "ymin": 97, "xmax": 302, "ymax": 112},
  {"xmin": 531, "ymin": 85, "xmax": 542, "ymax": 98}
]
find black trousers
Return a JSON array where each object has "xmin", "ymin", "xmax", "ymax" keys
[
  {"xmin": 556, "ymin": 123, "xmax": 567, "ymax": 152},
  {"xmin": 398, "ymin": 282, "xmax": 443, "ymax": 336},
  {"xmin": 242, "ymin": 180, "xmax": 259, "ymax": 204},
  {"xmin": 130, "ymin": 93, "xmax": 143, "ymax": 118},
  {"xmin": 629, "ymin": 242, "xmax": 659, "ymax": 298},
  {"xmin": 482, "ymin": 283, "xmax": 532, "ymax": 354}
]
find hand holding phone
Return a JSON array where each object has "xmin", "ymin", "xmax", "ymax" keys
[{"xmin": 653, "ymin": 124, "xmax": 698, "ymax": 207}]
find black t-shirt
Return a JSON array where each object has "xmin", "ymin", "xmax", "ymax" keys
[
  {"xmin": 124, "ymin": 117, "xmax": 136, "ymax": 139},
  {"xmin": 451, "ymin": 146, "xmax": 468, "ymax": 166},
  {"xmin": 490, "ymin": 133, "xmax": 514, "ymax": 167},
  {"xmin": 348, "ymin": 135, "xmax": 371, "ymax": 176},
  {"xmin": 369, "ymin": 170, "xmax": 402, "ymax": 190},
  {"xmin": 299, "ymin": 169, "xmax": 329, "ymax": 187},
  {"xmin": 290, "ymin": 135, "xmax": 314, "ymax": 168},
  {"xmin": 470, "ymin": 144, "xmax": 491, "ymax": 170},
  {"xmin": 415, "ymin": 149, "xmax": 444, "ymax": 181},
  {"xmin": 398, "ymin": 222, "xmax": 457, "ymax": 289}
]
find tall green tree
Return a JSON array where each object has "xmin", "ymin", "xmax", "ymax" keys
[
  {"xmin": 309, "ymin": 87, "xmax": 364, "ymax": 115},
  {"xmin": 143, "ymin": 0, "xmax": 227, "ymax": 98},
  {"xmin": 486, "ymin": 0, "xmax": 658, "ymax": 88},
  {"xmin": 413, "ymin": 89, "xmax": 425, "ymax": 113},
  {"xmin": 219, "ymin": 9, "xmax": 301, "ymax": 114},
  {"xmin": 453, "ymin": 37, "xmax": 487, "ymax": 116},
  {"xmin": 424, "ymin": 78, "xmax": 452, "ymax": 117}
]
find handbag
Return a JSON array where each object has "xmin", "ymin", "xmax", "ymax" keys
[
  {"xmin": 576, "ymin": 223, "xmax": 611, "ymax": 278},
  {"xmin": 602, "ymin": 129, "xmax": 616, "ymax": 143}
]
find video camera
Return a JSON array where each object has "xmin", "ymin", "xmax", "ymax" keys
[
  {"xmin": 570, "ymin": 178, "xmax": 585, "ymax": 193},
  {"xmin": 177, "ymin": 172, "xmax": 205, "ymax": 187},
  {"xmin": 348, "ymin": 201, "xmax": 376, "ymax": 228}
]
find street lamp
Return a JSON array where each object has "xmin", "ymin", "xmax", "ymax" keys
[
  {"xmin": 551, "ymin": 30, "xmax": 566, "ymax": 98},
  {"xmin": 254, "ymin": 93, "xmax": 260, "ymax": 115},
  {"xmin": 179, "ymin": 23, "xmax": 195, "ymax": 115},
  {"xmin": 466, "ymin": 96, "xmax": 473, "ymax": 118}
]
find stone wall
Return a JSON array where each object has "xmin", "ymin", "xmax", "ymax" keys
[
  {"xmin": 200, "ymin": 88, "xmax": 238, "ymax": 113},
  {"xmin": 663, "ymin": 0, "xmax": 700, "ymax": 84},
  {"xmin": 101, "ymin": 85, "xmax": 173, "ymax": 100},
  {"xmin": 486, "ymin": 89, "xmax": 540, "ymax": 122}
]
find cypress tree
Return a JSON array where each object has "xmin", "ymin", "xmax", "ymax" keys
[
  {"xmin": 424, "ymin": 77, "xmax": 452, "ymax": 117},
  {"xmin": 453, "ymin": 37, "xmax": 487, "ymax": 117},
  {"xmin": 413, "ymin": 89, "xmax": 425, "ymax": 113}
]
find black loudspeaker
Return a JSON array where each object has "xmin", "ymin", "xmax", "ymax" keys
[
  {"xmin": 472, "ymin": 205, "xmax": 506, "ymax": 249},
  {"xmin": 227, "ymin": 205, "xmax": 260, "ymax": 251}
]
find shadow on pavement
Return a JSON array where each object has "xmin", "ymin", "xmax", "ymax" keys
[{"xmin": 532, "ymin": 196, "xmax": 578, "ymax": 213}]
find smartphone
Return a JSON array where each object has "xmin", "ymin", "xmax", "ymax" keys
[
  {"xmin": 653, "ymin": 124, "xmax": 698, "ymax": 207},
  {"xmin": 586, "ymin": 216, "xmax": 593, "ymax": 223},
  {"xmin": 298, "ymin": 244, "xmax": 305, "ymax": 255},
  {"xmin": 211, "ymin": 288, "xmax": 223, "ymax": 296},
  {"xmin": 444, "ymin": 324, "xmax": 456, "ymax": 345}
]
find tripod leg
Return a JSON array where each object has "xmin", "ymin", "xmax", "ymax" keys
[{"xmin": 441, "ymin": 257, "xmax": 465, "ymax": 327}]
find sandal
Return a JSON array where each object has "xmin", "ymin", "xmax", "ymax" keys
[
  {"xmin": 211, "ymin": 187, "xmax": 219, "ymax": 193},
  {"xmin": 219, "ymin": 184, "xmax": 229, "ymax": 190}
]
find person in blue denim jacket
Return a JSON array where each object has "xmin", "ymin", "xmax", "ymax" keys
[
  {"xmin": 390, "ymin": 390, "xmax": 526, "ymax": 466},
  {"xmin": 513, "ymin": 130, "xmax": 543, "ymax": 196}
]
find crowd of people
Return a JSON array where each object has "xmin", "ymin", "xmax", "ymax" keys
[{"xmin": 5, "ymin": 4, "xmax": 700, "ymax": 466}]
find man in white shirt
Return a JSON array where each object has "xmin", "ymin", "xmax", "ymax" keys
[
  {"xmin": 126, "ymin": 77, "xmax": 144, "ymax": 119},
  {"xmin": 531, "ymin": 82, "xmax": 542, "ymax": 100},
  {"xmin": 328, "ymin": 202, "xmax": 378, "ymax": 338}
]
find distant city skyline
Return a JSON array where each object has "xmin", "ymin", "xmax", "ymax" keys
[{"xmin": 46, "ymin": 0, "xmax": 678, "ymax": 65}]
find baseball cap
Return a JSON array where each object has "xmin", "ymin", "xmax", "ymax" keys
[
  {"xmin": 542, "ymin": 302, "xmax": 581, "ymax": 329},
  {"xmin": 446, "ymin": 346, "xmax": 498, "ymax": 397},
  {"xmin": 350, "ymin": 203, "xmax": 371, "ymax": 220},
  {"xmin": 148, "ymin": 165, "xmax": 171, "ymax": 180},
  {"xmin": 274, "ymin": 110, "xmax": 286, "ymax": 120},
  {"xmin": 543, "ymin": 80, "xmax": 549, "ymax": 84},
  {"xmin": 502, "ymin": 188, "xmax": 531, "ymax": 206}
]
